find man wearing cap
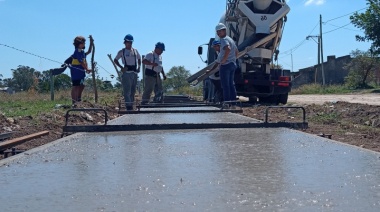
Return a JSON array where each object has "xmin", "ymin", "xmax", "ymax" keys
[
  {"xmin": 207, "ymin": 39, "xmax": 223, "ymax": 103},
  {"xmin": 114, "ymin": 34, "xmax": 141, "ymax": 110},
  {"xmin": 215, "ymin": 23, "xmax": 238, "ymax": 107},
  {"xmin": 141, "ymin": 42, "xmax": 167, "ymax": 104}
]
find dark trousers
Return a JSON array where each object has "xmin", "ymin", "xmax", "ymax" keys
[
  {"xmin": 219, "ymin": 62, "xmax": 237, "ymax": 104},
  {"xmin": 210, "ymin": 79, "xmax": 223, "ymax": 103}
]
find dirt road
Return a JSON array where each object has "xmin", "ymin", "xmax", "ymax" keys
[{"xmin": 289, "ymin": 94, "xmax": 380, "ymax": 106}]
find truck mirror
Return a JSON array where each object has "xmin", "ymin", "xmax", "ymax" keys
[{"xmin": 198, "ymin": 46, "xmax": 203, "ymax": 55}]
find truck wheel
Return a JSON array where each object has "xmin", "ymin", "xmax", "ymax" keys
[
  {"xmin": 259, "ymin": 96, "xmax": 279, "ymax": 105},
  {"xmin": 248, "ymin": 96, "xmax": 257, "ymax": 103},
  {"xmin": 279, "ymin": 93, "xmax": 288, "ymax": 105}
]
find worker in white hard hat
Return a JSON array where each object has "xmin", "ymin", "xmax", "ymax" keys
[{"xmin": 215, "ymin": 23, "xmax": 238, "ymax": 107}]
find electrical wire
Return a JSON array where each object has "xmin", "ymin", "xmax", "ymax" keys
[
  {"xmin": 0, "ymin": 43, "xmax": 113, "ymax": 78},
  {"xmin": 323, "ymin": 23, "xmax": 351, "ymax": 34},
  {"xmin": 324, "ymin": 7, "xmax": 368, "ymax": 23},
  {"xmin": 325, "ymin": 23, "xmax": 362, "ymax": 32}
]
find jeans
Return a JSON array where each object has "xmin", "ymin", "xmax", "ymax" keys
[
  {"xmin": 219, "ymin": 62, "xmax": 237, "ymax": 104},
  {"xmin": 121, "ymin": 72, "xmax": 137, "ymax": 109}
]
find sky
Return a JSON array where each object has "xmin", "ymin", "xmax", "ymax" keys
[{"xmin": 0, "ymin": 0, "xmax": 371, "ymax": 84}]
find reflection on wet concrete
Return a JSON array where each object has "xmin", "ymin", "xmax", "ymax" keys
[{"xmin": 1, "ymin": 128, "xmax": 379, "ymax": 211}]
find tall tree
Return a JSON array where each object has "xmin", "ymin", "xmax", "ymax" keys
[
  {"xmin": 344, "ymin": 49, "xmax": 380, "ymax": 88},
  {"xmin": 11, "ymin": 65, "xmax": 41, "ymax": 91},
  {"xmin": 350, "ymin": 0, "xmax": 380, "ymax": 53},
  {"xmin": 163, "ymin": 66, "xmax": 191, "ymax": 92}
]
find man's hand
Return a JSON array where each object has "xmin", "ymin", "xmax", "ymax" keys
[
  {"xmin": 137, "ymin": 66, "xmax": 141, "ymax": 73},
  {"xmin": 163, "ymin": 75, "xmax": 167, "ymax": 80},
  {"xmin": 86, "ymin": 69, "xmax": 92, "ymax": 74}
]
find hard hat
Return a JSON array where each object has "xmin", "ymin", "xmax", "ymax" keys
[
  {"xmin": 155, "ymin": 42, "xmax": 165, "ymax": 51},
  {"xmin": 215, "ymin": 23, "xmax": 227, "ymax": 31},
  {"xmin": 124, "ymin": 34, "xmax": 134, "ymax": 42},
  {"xmin": 73, "ymin": 36, "xmax": 86, "ymax": 46},
  {"xmin": 212, "ymin": 40, "xmax": 221, "ymax": 46}
]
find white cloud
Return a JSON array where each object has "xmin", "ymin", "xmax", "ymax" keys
[{"xmin": 305, "ymin": 0, "xmax": 326, "ymax": 6}]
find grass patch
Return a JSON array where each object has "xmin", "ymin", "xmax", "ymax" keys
[
  {"xmin": 0, "ymin": 90, "xmax": 121, "ymax": 117},
  {"xmin": 309, "ymin": 112, "xmax": 340, "ymax": 124},
  {"xmin": 291, "ymin": 84, "xmax": 353, "ymax": 95}
]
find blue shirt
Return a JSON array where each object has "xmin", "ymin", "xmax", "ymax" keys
[
  {"xmin": 217, "ymin": 36, "xmax": 237, "ymax": 65},
  {"xmin": 70, "ymin": 48, "xmax": 86, "ymax": 80}
]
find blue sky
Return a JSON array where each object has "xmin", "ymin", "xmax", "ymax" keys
[{"xmin": 0, "ymin": 0, "xmax": 371, "ymax": 84}]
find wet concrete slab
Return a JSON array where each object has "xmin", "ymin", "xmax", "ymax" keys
[{"xmin": 1, "ymin": 112, "xmax": 380, "ymax": 211}]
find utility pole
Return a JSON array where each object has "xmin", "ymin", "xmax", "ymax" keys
[
  {"xmin": 306, "ymin": 35, "xmax": 320, "ymax": 83},
  {"xmin": 291, "ymin": 49, "xmax": 293, "ymax": 72},
  {"xmin": 306, "ymin": 15, "xmax": 325, "ymax": 86},
  {"xmin": 320, "ymin": 14, "xmax": 325, "ymax": 85}
]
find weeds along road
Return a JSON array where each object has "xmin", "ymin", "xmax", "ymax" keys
[{"xmin": 288, "ymin": 94, "xmax": 380, "ymax": 106}]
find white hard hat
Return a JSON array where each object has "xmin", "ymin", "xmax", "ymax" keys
[{"xmin": 215, "ymin": 23, "xmax": 227, "ymax": 31}]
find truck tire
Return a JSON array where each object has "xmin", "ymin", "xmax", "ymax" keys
[
  {"xmin": 279, "ymin": 93, "xmax": 288, "ymax": 105},
  {"xmin": 259, "ymin": 95, "xmax": 279, "ymax": 105},
  {"xmin": 248, "ymin": 96, "xmax": 257, "ymax": 103}
]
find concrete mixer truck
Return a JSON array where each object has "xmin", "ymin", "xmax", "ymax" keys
[{"xmin": 187, "ymin": 0, "xmax": 291, "ymax": 104}]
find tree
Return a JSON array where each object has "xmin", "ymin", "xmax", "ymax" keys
[
  {"xmin": 344, "ymin": 49, "xmax": 380, "ymax": 88},
  {"xmin": 350, "ymin": 0, "xmax": 380, "ymax": 53},
  {"xmin": 163, "ymin": 66, "xmax": 191, "ymax": 92},
  {"xmin": 38, "ymin": 71, "xmax": 72, "ymax": 92},
  {"xmin": 11, "ymin": 65, "xmax": 41, "ymax": 91}
]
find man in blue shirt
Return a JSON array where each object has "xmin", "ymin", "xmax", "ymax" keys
[
  {"xmin": 70, "ymin": 35, "xmax": 93, "ymax": 105},
  {"xmin": 215, "ymin": 23, "xmax": 238, "ymax": 107}
]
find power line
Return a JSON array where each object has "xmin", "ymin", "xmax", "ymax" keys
[
  {"xmin": 325, "ymin": 23, "xmax": 362, "ymax": 32},
  {"xmin": 280, "ymin": 7, "xmax": 368, "ymax": 58},
  {"xmin": 323, "ymin": 23, "xmax": 351, "ymax": 34},
  {"xmin": 0, "ymin": 42, "xmax": 113, "ymax": 77},
  {"xmin": 0, "ymin": 43, "xmax": 63, "ymax": 65},
  {"xmin": 324, "ymin": 7, "xmax": 368, "ymax": 23}
]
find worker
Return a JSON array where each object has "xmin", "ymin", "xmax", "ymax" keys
[
  {"xmin": 141, "ymin": 42, "xmax": 167, "ymax": 104},
  {"xmin": 207, "ymin": 39, "xmax": 223, "ymax": 103},
  {"xmin": 215, "ymin": 23, "xmax": 238, "ymax": 107},
  {"xmin": 114, "ymin": 34, "xmax": 142, "ymax": 110},
  {"xmin": 69, "ymin": 35, "xmax": 94, "ymax": 106}
]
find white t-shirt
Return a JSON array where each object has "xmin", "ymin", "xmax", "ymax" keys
[
  {"xmin": 144, "ymin": 51, "xmax": 163, "ymax": 73},
  {"xmin": 114, "ymin": 48, "xmax": 141, "ymax": 66}
]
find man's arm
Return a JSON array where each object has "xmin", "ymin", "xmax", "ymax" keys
[
  {"xmin": 114, "ymin": 58, "xmax": 123, "ymax": 70},
  {"xmin": 206, "ymin": 62, "xmax": 220, "ymax": 73},
  {"xmin": 81, "ymin": 60, "xmax": 91, "ymax": 73},
  {"xmin": 142, "ymin": 57, "xmax": 158, "ymax": 66},
  {"xmin": 137, "ymin": 59, "xmax": 142, "ymax": 72},
  {"xmin": 220, "ymin": 45, "xmax": 231, "ymax": 64},
  {"xmin": 161, "ymin": 69, "xmax": 166, "ymax": 80}
]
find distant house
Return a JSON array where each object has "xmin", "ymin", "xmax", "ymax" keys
[
  {"xmin": 0, "ymin": 87, "xmax": 15, "ymax": 94},
  {"xmin": 291, "ymin": 55, "xmax": 352, "ymax": 88}
]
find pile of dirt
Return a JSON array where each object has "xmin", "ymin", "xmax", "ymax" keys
[
  {"xmin": 0, "ymin": 101, "xmax": 120, "ymax": 159},
  {"xmin": 242, "ymin": 101, "xmax": 380, "ymax": 152},
  {"xmin": 1, "ymin": 100, "xmax": 379, "ymax": 160}
]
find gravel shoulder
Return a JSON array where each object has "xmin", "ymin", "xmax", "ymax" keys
[{"xmin": 289, "ymin": 94, "xmax": 380, "ymax": 105}]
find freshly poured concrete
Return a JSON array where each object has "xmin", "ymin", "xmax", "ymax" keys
[{"xmin": 1, "ymin": 112, "xmax": 380, "ymax": 211}]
